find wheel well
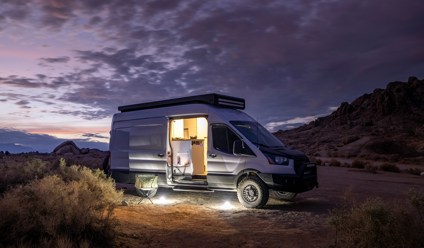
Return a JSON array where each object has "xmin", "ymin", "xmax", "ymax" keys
[{"xmin": 236, "ymin": 170, "xmax": 261, "ymax": 187}]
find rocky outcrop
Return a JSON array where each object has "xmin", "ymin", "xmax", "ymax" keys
[
  {"xmin": 275, "ymin": 77, "xmax": 424, "ymax": 164},
  {"xmin": 53, "ymin": 141, "xmax": 81, "ymax": 155}
]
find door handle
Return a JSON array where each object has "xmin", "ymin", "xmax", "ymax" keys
[
  {"xmin": 209, "ymin": 153, "xmax": 217, "ymax": 158},
  {"xmin": 157, "ymin": 153, "xmax": 164, "ymax": 157}
]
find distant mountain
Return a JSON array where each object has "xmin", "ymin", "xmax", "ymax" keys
[
  {"xmin": 0, "ymin": 143, "xmax": 35, "ymax": 153},
  {"xmin": 275, "ymin": 76, "xmax": 424, "ymax": 164}
]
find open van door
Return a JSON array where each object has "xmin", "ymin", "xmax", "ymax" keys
[{"xmin": 169, "ymin": 117, "xmax": 208, "ymax": 183}]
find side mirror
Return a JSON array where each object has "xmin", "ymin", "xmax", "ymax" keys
[{"xmin": 233, "ymin": 140, "xmax": 245, "ymax": 155}]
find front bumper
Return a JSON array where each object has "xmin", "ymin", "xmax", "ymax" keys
[{"xmin": 258, "ymin": 164, "xmax": 318, "ymax": 193}]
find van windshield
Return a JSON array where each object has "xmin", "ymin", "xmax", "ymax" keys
[{"xmin": 230, "ymin": 121, "xmax": 286, "ymax": 148}]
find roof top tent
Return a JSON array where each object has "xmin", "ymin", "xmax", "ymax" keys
[
  {"xmin": 108, "ymin": 93, "xmax": 318, "ymax": 208},
  {"xmin": 118, "ymin": 93, "xmax": 245, "ymax": 112}
]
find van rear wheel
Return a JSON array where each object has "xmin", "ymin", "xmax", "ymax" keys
[
  {"xmin": 271, "ymin": 191, "xmax": 297, "ymax": 201},
  {"xmin": 237, "ymin": 177, "xmax": 269, "ymax": 208}
]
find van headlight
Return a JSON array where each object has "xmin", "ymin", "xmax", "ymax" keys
[{"xmin": 264, "ymin": 153, "xmax": 289, "ymax": 165}]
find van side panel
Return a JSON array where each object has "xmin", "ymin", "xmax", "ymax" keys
[{"xmin": 110, "ymin": 117, "xmax": 168, "ymax": 184}]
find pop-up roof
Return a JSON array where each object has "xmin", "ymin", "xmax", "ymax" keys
[{"xmin": 118, "ymin": 93, "xmax": 245, "ymax": 112}]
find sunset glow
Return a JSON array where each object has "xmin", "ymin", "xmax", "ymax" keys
[{"xmin": 0, "ymin": 0, "xmax": 423, "ymax": 152}]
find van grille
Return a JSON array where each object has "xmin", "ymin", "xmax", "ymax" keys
[{"xmin": 294, "ymin": 159, "xmax": 312, "ymax": 175}]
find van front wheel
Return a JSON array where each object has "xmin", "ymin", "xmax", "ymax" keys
[{"xmin": 237, "ymin": 177, "xmax": 269, "ymax": 208}]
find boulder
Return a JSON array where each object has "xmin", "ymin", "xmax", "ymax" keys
[
  {"xmin": 53, "ymin": 141, "xmax": 81, "ymax": 155},
  {"xmin": 80, "ymin": 148, "xmax": 90, "ymax": 154}
]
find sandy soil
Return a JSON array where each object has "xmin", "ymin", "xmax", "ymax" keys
[{"xmin": 112, "ymin": 167, "xmax": 424, "ymax": 248}]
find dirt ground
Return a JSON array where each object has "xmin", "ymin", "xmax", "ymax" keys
[{"xmin": 112, "ymin": 166, "xmax": 424, "ymax": 248}]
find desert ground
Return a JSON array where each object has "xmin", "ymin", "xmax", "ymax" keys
[{"xmin": 112, "ymin": 166, "xmax": 424, "ymax": 248}]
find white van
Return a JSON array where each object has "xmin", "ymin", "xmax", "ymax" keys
[{"xmin": 108, "ymin": 94, "xmax": 317, "ymax": 208}]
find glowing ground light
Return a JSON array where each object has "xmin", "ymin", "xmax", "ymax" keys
[
  {"xmin": 155, "ymin": 196, "xmax": 173, "ymax": 205},
  {"xmin": 218, "ymin": 201, "xmax": 236, "ymax": 210}
]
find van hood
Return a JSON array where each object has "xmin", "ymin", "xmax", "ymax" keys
[{"xmin": 259, "ymin": 146, "xmax": 309, "ymax": 161}]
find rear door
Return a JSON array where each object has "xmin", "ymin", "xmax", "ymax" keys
[{"xmin": 129, "ymin": 117, "xmax": 167, "ymax": 173}]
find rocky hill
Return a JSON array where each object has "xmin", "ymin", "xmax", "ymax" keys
[{"xmin": 275, "ymin": 76, "xmax": 424, "ymax": 165}]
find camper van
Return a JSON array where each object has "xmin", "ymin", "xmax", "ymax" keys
[{"xmin": 108, "ymin": 94, "xmax": 317, "ymax": 208}]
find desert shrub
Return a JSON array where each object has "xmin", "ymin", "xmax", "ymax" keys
[
  {"xmin": 343, "ymin": 135, "xmax": 359, "ymax": 145},
  {"xmin": 330, "ymin": 194, "xmax": 424, "ymax": 248},
  {"xmin": 0, "ymin": 163, "xmax": 123, "ymax": 247},
  {"xmin": 311, "ymin": 158, "xmax": 322, "ymax": 166},
  {"xmin": 403, "ymin": 168, "xmax": 422, "ymax": 176},
  {"xmin": 0, "ymin": 158, "xmax": 52, "ymax": 193},
  {"xmin": 342, "ymin": 162, "xmax": 350, "ymax": 167},
  {"xmin": 351, "ymin": 160, "xmax": 366, "ymax": 169},
  {"xmin": 408, "ymin": 190, "xmax": 424, "ymax": 223},
  {"xmin": 329, "ymin": 159, "xmax": 341, "ymax": 167},
  {"xmin": 365, "ymin": 164, "xmax": 378, "ymax": 174},
  {"xmin": 379, "ymin": 163, "xmax": 401, "ymax": 173}
]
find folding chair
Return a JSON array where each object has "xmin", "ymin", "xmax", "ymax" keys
[{"xmin": 135, "ymin": 174, "xmax": 158, "ymax": 204}]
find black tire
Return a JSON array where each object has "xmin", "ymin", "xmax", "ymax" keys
[
  {"xmin": 271, "ymin": 191, "xmax": 297, "ymax": 201},
  {"xmin": 237, "ymin": 176, "xmax": 269, "ymax": 208},
  {"xmin": 135, "ymin": 188, "xmax": 158, "ymax": 198}
]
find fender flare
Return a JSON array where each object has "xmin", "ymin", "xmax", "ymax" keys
[{"xmin": 234, "ymin": 169, "xmax": 262, "ymax": 187}]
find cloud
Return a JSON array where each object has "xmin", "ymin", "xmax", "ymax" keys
[
  {"xmin": 0, "ymin": 0, "xmax": 423, "ymax": 129},
  {"xmin": 265, "ymin": 115, "xmax": 321, "ymax": 132},
  {"xmin": 39, "ymin": 56, "xmax": 70, "ymax": 64},
  {"xmin": 0, "ymin": 128, "xmax": 108, "ymax": 153},
  {"xmin": 82, "ymin": 133, "xmax": 108, "ymax": 140},
  {"xmin": 15, "ymin": 100, "xmax": 31, "ymax": 109}
]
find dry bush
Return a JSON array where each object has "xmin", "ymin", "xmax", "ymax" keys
[
  {"xmin": 343, "ymin": 135, "xmax": 359, "ymax": 145},
  {"xmin": 0, "ymin": 158, "xmax": 52, "ymax": 193},
  {"xmin": 330, "ymin": 191, "xmax": 424, "ymax": 248},
  {"xmin": 404, "ymin": 168, "xmax": 423, "ymax": 176},
  {"xmin": 351, "ymin": 160, "xmax": 366, "ymax": 169},
  {"xmin": 365, "ymin": 164, "xmax": 378, "ymax": 174},
  {"xmin": 328, "ymin": 159, "xmax": 341, "ymax": 167},
  {"xmin": 379, "ymin": 163, "xmax": 401, "ymax": 173},
  {"xmin": 0, "ymin": 161, "xmax": 123, "ymax": 247}
]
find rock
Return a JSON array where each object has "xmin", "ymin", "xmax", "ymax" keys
[
  {"xmin": 275, "ymin": 76, "xmax": 424, "ymax": 164},
  {"xmin": 53, "ymin": 141, "xmax": 81, "ymax": 155},
  {"xmin": 80, "ymin": 148, "xmax": 90, "ymax": 154}
]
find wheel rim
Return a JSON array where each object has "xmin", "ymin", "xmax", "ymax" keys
[{"xmin": 242, "ymin": 184, "xmax": 259, "ymax": 202}]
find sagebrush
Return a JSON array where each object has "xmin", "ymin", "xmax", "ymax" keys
[
  {"xmin": 0, "ymin": 159, "xmax": 123, "ymax": 247},
  {"xmin": 330, "ymin": 190, "xmax": 424, "ymax": 248}
]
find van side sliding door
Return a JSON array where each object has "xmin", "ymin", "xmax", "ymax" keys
[{"xmin": 129, "ymin": 117, "xmax": 167, "ymax": 174}]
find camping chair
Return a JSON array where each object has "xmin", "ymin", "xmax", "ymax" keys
[
  {"xmin": 174, "ymin": 152, "xmax": 191, "ymax": 175},
  {"xmin": 135, "ymin": 174, "xmax": 158, "ymax": 204}
]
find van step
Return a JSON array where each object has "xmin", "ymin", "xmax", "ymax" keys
[
  {"xmin": 173, "ymin": 186, "xmax": 214, "ymax": 193},
  {"xmin": 192, "ymin": 175, "xmax": 207, "ymax": 180},
  {"xmin": 173, "ymin": 179, "xmax": 208, "ymax": 185}
]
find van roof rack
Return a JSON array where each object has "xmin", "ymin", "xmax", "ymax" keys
[{"xmin": 118, "ymin": 93, "xmax": 245, "ymax": 112}]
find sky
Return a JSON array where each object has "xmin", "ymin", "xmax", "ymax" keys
[{"xmin": 0, "ymin": 0, "xmax": 423, "ymax": 152}]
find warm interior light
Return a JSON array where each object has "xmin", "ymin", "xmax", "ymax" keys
[
  {"xmin": 172, "ymin": 119, "xmax": 184, "ymax": 139},
  {"xmin": 196, "ymin": 117, "xmax": 208, "ymax": 138}
]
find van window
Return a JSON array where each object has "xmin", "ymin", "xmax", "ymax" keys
[
  {"xmin": 211, "ymin": 124, "xmax": 254, "ymax": 156},
  {"xmin": 230, "ymin": 121, "xmax": 286, "ymax": 148},
  {"xmin": 212, "ymin": 124, "xmax": 239, "ymax": 154},
  {"xmin": 130, "ymin": 124, "xmax": 163, "ymax": 150}
]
